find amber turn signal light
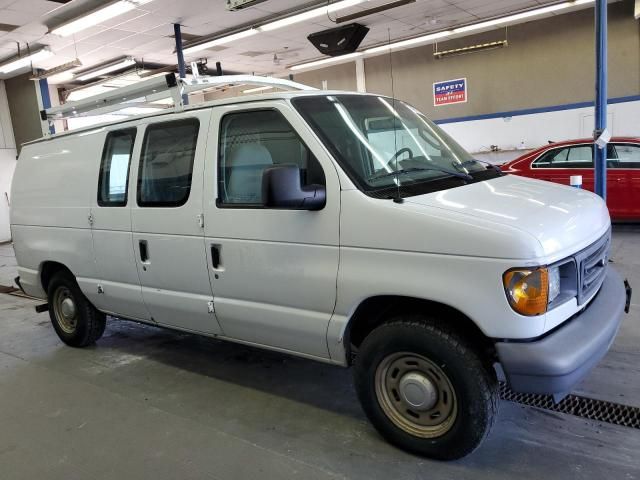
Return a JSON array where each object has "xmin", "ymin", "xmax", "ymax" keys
[{"xmin": 503, "ymin": 268, "xmax": 549, "ymax": 316}]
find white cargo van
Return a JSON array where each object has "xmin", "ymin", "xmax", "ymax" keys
[{"xmin": 10, "ymin": 75, "xmax": 631, "ymax": 459}]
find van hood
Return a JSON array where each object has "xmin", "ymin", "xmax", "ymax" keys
[{"xmin": 403, "ymin": 174, "xmax": 610, "ymax": 260}]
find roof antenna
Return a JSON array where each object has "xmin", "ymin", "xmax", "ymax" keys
[{"xmin": 388, "ymin": 29, "xmax": 403, "ymax": 204}]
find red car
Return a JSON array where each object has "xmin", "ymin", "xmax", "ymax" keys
[{"xmin": 501, "ymin": 137, "xmax": 640, "ymax": 221}]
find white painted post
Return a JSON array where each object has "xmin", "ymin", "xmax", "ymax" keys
[
  {"xmin": 570, "ymin": 175, "xmax": 583, "ymax": 189},
  {"xmin": 356, "ymin": 57, "xmax": 366, "ymax": 93}
]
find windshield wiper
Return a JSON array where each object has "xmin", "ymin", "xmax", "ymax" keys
[
  {"xmin": 453, "ymin": 159, "xmax": 503, "ymax": 175},
  {"xmin": 370, "ymin": 166, "xmax": 472, "ymax": 183}
]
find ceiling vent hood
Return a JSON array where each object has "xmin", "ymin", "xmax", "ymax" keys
[{"xmin": 226, "ymin": 0, "xmax": 269, "ymax": 10}]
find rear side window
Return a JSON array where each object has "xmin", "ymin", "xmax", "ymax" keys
[
  {"xmin": 98, "ymin": 129, "xmax": 136, "ymax": 206},
  {"xmin": 532, "ymin": 145, "xmax": 593, "ymax": 168},
  {"xmin": 137, "ymin": 119, "xmax": 199, "ymax": 207},
  {"xmin": 608, "ymin": 144, "xmax": 640, "ymax": 168}
]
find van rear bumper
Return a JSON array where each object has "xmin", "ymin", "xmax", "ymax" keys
[
  {"xmin": 496, "ymin": 267, "xmax": 628, "ymax": 399},
  {"xmin": 14, "ymin": 276, "xmax": 24, "ymax": 294},
  {"xmin": 15, "ymin": 267, "xmax": 46, "ymax": 299}
]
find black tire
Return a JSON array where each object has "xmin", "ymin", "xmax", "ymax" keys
[
  {"xmin": 47, "ymin": 270, "xmax": 106, "ymax": 347},
  {"xmin": 354, "ymin": 316, "xmax": 498, "ymax": 460}
]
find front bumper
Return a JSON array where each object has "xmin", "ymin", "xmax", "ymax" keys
[{"xmin": 496, "ymin": 267, "xmax": 629, "ymax": 399}]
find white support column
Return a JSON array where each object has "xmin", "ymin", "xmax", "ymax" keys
[
  {"xmin": 0, "ymin": 80, "xmax": 16, "ymax": 243},
  {"xmin": 355, "ymin": 57, "xmax": 366, "ymax": 93},
  {"xmin": 0, "ymin": 81, "xmax": 16, "ymax": 150},
  {"xmin": 635, "ymin": 0, "xmax": 639, "ymax": 19}
]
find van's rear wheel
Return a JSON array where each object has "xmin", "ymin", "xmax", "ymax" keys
[
  {"xmin": 47, "ymin": 271, "xmax": 106, "ymax": 347},
  {"xmin": 354, "ymin": 317, "xmax": 498, "ymax": 460}
]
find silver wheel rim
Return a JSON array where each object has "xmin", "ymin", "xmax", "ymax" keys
[
  {"xmin": 53, "ymin": 287, "xmax": 78, "ymax": 334},
  {"xmin": 375, "ymin": 352, "xmax": 458, "ymax": 438}
]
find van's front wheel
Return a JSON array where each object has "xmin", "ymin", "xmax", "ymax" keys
[
  {"xmin": 354, "ymin": 317, "xmax": 498, "ymax": 460},
  {"xmin": 48, "ymin": 271, "xmax": 106, "ymax": 347}
]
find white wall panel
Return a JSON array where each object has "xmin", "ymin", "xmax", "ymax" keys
[
  {"xmin": 439, "ymin": 100, "xmax": 640, "ymax": 155},
  {"xmin": 0, "ymin": 149, "xmax": 17, "ymax": 243},
  {"xmin": 0, "ymin": 80, "xmax": 15, "ymax": 150},
  {"xmin": 0, "ymin": 80, "xmax": 17, "ymax": 242}
]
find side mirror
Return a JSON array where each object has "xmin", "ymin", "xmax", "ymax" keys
[{"xmin": 262, "ymin": 164, "xmax": 326, "ymax": 211}]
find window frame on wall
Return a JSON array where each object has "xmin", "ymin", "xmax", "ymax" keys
[
  {"xmin": 136, "ymin": 118, "xmax": 200, "ymax": 208},
  {"xmin": 97, "ymin": 128, "xmax": 137, "ymax": 207},
  {"xmin": 216, "ymin": 108, "xmax": 325, "ymax": 209}
]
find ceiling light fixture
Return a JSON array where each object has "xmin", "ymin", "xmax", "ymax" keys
[
  {"xmin": 30, "ymin": 58, "xmax": 82, "ymax": 80},
  {"xmin": 365, "ymin": 30, "xmax": 452, "ymax": 54},
  {"xmin": 453, "ymin": 0, "xmax": 593, "ymax": 34},
  {"xmin": 260, "ymin": 0, "xmax": 368, "ymax": 31},
  {"xmin": 183, "ymin": 28, "xmax": 258, "ymax": 54},
  {"xmin": 48, "ymin": 71, "xmax": 76, "ymax": 83},
  {"xmin": 75, "ymin": 57, "xmax": 136, "ymax": 81},
  {"xmin": 336, "ymin": 0, "xmax": 415, "ymax": 24},
  {"xmin": 0, "ymin": 47, "xmax": 53, "ymax": 74},
  {"xmin": 51, "ymin": 0, "xmax": 155, "ymax": 37},
  {"xmin": 434, "ymin": 40, "xmax": 508, "ymax": 59},
  {"xmin": 183, "ymin": 0, "xmax": 369, "ymax": 55},
  {"xmin": 290, "ymin": 52, "xmax": 362, "ymax": 71}
]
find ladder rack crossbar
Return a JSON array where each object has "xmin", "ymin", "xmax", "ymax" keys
[{"xmin": 42, "ymin": 74, "xmax": 316, "ymax": 122}]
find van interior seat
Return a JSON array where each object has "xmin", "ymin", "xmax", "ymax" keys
[{"xmin": 226, "ymin": 143, "xmax": 274, "ymax": 203}]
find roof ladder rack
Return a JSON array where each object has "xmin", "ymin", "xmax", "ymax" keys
[{"xmin": 41, "ymin": 74, "xmax": 316, "ymax": 124}]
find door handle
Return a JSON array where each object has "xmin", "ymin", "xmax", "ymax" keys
[
  {"xmin": 139, "ymin": 240, "xmax": 149, "ymax": 263},
  {"xmin": 211, "ymin": 245, "xmax": 221, "ymax": 269}
]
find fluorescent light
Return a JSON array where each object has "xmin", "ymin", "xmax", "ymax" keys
[
  {"xmin": 30, "ymin": 59, "xmax": 82, "ymax": 80},
  {"xmin": 48, "ymin": 71, "xmax": 76, "ymax": 83},
  {"xmin": 260, "ymin": 0, "xmax": 367, "ymax": 31},
  {"xmin": 453, "ymin": 1, "xmax": 592, "ymax": 34},
  {"xmin": 183, "ymin": 28, "xmax": 258, "ymax": 54},
  {"xmin": 290, "ymin": 52, "xmax": 362, "ymax": 71},
  {"xmin": 183, "ymin": 0, "xmax": 367, "ymax": 55},
  {"xmin": 0, "ymin": 48, "xmax": 53, "ymax": 73},
  {"xmin": 51, "ymin": 0, "xmax": 154, "ymax": 37},
  {"xmin": 242, "ymin": 86, "xmax": 273, "ymax": 94},
  {"xmin": 434, "ymin": 40, "xmax": 508, "ymax": 58},
  {"xmin": 365, "ymin": 30, "xmax": 453, "ymax": 54},
  {"xmin": 75, "ymin": 57, "xmax": 136, "ymax": 81}
]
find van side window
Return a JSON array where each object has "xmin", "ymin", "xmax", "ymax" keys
[
  {"xmin": 218, "ymin": 109, "xmax": 325, "ymax": 206},
  {"xmin": 98, "ymin": 129, "xmax": 136, "ymax": 206},
  {"xmin": 138, "ymin": 119, "xmax": 199, "ymax": 207}
]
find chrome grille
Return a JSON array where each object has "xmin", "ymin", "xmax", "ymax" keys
[{"xmin": 575, "ymin": 230, "xmax": 610, "ymax": 305}]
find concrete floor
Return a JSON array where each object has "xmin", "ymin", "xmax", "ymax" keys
[{"xmin": 0, "ymin": 228, "xmax": 639, "ymax": 480}]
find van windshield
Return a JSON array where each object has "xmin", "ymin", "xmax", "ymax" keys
[{"xmin": 293, "ymin": 95, "xmax": 490, "ymax": 194}]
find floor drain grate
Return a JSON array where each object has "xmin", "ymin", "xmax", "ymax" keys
[{"xmin": 499, "ymin": 383, "xmax": 640, "ymax": 429}]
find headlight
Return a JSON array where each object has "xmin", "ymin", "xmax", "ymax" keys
[
  {"xmin": 548, "ymin": 266, "xmax": 561, "ymax": 304},
  {"xmin": 503, "ymin": 268, "xmax": 549, "ymax": 316}
]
